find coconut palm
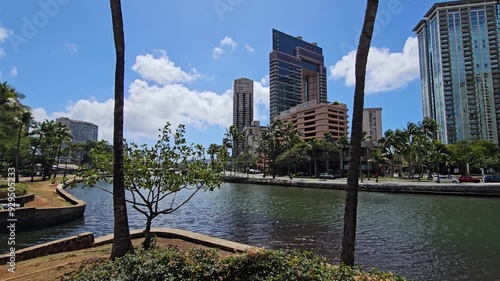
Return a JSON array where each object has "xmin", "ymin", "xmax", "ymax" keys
[
  {"xmin": 207, "ymin": 143, "xmax": 220, "ymax": 164},
  {"xmin": 341, "ymin": 0, "xmax": 379, "ymax": 266},
  {"xmin": 321, "ymin": 132, "xmax": 338, "ymax": 175},
  {"xmin": 109, "ymin": 0, "xmax": 134, "ymax": 259},
  {"xmin": 368, "ymin": 149, "xmax": 388, "ymax": 182},
  {"xmin": 14, "ymin": 110, "xmax": 32, "ymax": 183},
  {"xmin": 419, "ymin": 117, "xmax": 439, "ymax": 140},
  {"xmin": 336, "ymin": 136, "xmax": 349, "ymax": 177},
  {"xmin": 305, "ymin": 138, "xmax": 322, "ymax": 176},
  {"xmin": 52, "ymin": 124, "xmax": 72, "ymax": 179},
  {"xmin": 282, "ymin": 122, "xmax": 300, "ymax": 179}
]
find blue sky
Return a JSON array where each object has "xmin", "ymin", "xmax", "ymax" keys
[{"xmin": 0, "ymin": 0, "xmax": 439, "ymax": 147}]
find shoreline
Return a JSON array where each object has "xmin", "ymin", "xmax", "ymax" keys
[{"xmin": 224, "ymin": 175, "xmax": 500, "ymax": 197}]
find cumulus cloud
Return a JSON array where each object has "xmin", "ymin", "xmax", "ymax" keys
[
  {"xmin": 9, "ymin": 66, "xmax": 17, "ymax": 77},
  {"xmin": 253, "ymin": 80, "xmax": 269, "ymax": 123},
  {"xmin": 34, "ymin": 51, "xmax": 269, "ymax": 142},
  {"xmin": 212, "ymin": 36, "xmax": 237, "ymax": 59},
  {"xmin": 132, "ymin": 50, "xmax": 203, "ymax": 84},
  {"xmin": 0, "ymin": 26, "xmax": 11, "ymax": 42},
  {"xmin": 65, "ymin": 43, "xmax": 78, "ymax": 54},
  {"xmin": 245, "ymin": 44, "xmax": 255, "ymax": 53},
  {"xmin": 329, "ymin": 36, "xmax": 419, "ymax": 93}
]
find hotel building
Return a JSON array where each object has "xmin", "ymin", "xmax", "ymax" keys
[
  {"xmin": 277, "ymin": 100, "xmax": 349, "ymax": 141},
  {"xmin": 56, "ymin": 117, "xmax": 98, "ymax": 143},
  {"xmin": 269, "ymin": 29, "xmax": 327, "ymax": 120},
  {"xmin": 362, "ymin": 108, "xmax": 383, "ymax": 144},
  {"xmin": 414, "ymin": 0, "xmax": 500, "ymax": 144}
]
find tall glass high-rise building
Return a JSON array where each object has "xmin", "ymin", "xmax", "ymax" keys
[
  {"xmin": 269, "ymin": 29, "xmax": 327, "ymax": 120},
  {"xmin": 414, "ymin": 0, "xmax": 500, "ymax": 144}
]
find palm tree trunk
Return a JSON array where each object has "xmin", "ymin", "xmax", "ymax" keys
[
  {"xmin": 341, "ymin": 0, "xmax": 378, "ymax": 266},
  {"xmin": 15, "ymin": 123, "xmax": 23, "ymax": 183},
  {"xmin": 63, "ymin": 149, "xmax": 69, "ymax": 178},
  {"xmin": 326, "ymin": 157, "xmax": 330, "ymax": 174},
  {"xmin": 53, "ymin": 146, "xmax": 62, "ymax": 179},
  {"xmin": 110, "ymin": 0, "xmax": 134, "ymax": 259},
  {"xmin": 340, "ymin": 148, "xmax": 344, "ymax": 176}
]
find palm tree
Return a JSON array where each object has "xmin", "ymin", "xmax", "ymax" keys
[
  {"xmin": 361, "ymin": 130, "xmax": 371, "ymax": 180},
  {"xmin": 341, "ymin": 0, "xmax": 379, "ymax": 266},
  {"xmin": 378, "ymin": 129, "xmax": 395, "ymax": 177},
  {"xmin": 15, "ymin": 110, "xmax": 32, "ymax": 183},
  {"xmin": 369, "ymin": 149, "xmax": 388, "ymax": 182},
  {"xmin": 256, "ymin": 134, "xmax": 270, "ymax": 177},
  {"xmin": 419, "ymin": 117, "xmax": 438, "ymax": 140},
  {"xmin": 336, "ymin": 136, "xmax": 349, "ymax": 177},
  {"xmin": 282, "ymin": 122, "xmax": 300, "ymax": 179},
  {"xmin": 109, "ymin": 0, "xmax": 134, "ymax": 259},
  {"xmin": 52, "ymin": 123, "xmax": 72, "ymax": 179},
  {"xmin": 321, "ymin": 132, "xmax": 338, "ymax": 175},
  {"xmin": 230, "ymin": 126, "xmax": 243, "ymax": 173},
  {"xmin": 207, "ymin": 143, "xmax": 219, "ymax": 164},
  {"xmin": 29, "ymin": 121, "xmax": 44, "ymax": 182},
  {"xmin": 267, "ymin": 119, "xmax": 283, "ymax": 179},
  {"xmin": 39, "ymin": 120, "xmax": 57, "ymax": 181}
]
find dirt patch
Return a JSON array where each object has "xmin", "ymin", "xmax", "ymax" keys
[
  {"xmin": 23, "ymin": 179, "xmax": 71, "ymax": 208},
  {"xmin": 0, "ymin": 237, "xmax": 236, "ymax": 281}
]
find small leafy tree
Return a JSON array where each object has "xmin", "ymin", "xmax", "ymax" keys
[{"xmin": 79, "ymin": 123, "xmax": 225, "ymax": 249}]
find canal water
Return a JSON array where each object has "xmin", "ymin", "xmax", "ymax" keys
[{"xmin": 1, "ymin": 182, "xmax": 499, "ymax": 281}]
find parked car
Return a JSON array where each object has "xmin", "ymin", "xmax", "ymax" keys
[
  {"xmin": 248, "ymin": 169, "xmax": 261, "ymax": 174},
  {"xmin": 483, "ymin": 175, "xmax": 500, "ymax": 182},
  {"xmin": 457, "ymin": 176, "xmax": 481, "ymax": 183},
  {"xmin": 319, "ymin": 173, "xmax": 335, "ymax": 180},
  {"xmin": 432, "ymin": 175, "xmax": 458, "ymax": 183}
]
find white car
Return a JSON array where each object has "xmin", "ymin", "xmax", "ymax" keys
[{"xmin": 432, "ymin": 175, "xmax": 458, "ymax": 183}]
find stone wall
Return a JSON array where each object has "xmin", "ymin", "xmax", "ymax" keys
[
  {"xmin": 1, "ymin": 229, "xmax": 255, "ymax": 263},
  {"xmin": 0, "ymin": 232, "xmax": 94, "ymax": 264},
  {"xmin": 0, "ymin": 180, "xmax": 86, "ymax": 231},
  {"xmin": 0, "ymin": 193, "xmax": 35, "ymax": 206},
  {"xmin": 225, "ymin": 177, "xmax": 500, "ymax": 196}
]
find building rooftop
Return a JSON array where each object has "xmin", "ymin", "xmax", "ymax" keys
[
  {"xmin": 272, "ymin": 28, "xmax": 323, "ymax": 54},
  {"xmin": 413, "ymin": 0, "xmax": 499, "ymax": 32}
]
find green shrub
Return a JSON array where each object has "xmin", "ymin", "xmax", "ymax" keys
[
  {"xmin": 0, "ymin": 183, "xmax": 27, "ymax": 199},
  {"xmin": 69, "ymin": 246, "xmax": 407, "ymax": 281}
]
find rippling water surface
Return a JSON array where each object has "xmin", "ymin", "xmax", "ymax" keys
[{"xmin": 2, "ymin": 182, "xmax": 499, "ymax": 281}]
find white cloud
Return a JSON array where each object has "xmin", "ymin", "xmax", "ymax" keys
[
  {"xmin": 329, "ymin": 36, "xmax": 419, "ymax": 93},
  {"xmin": 132, "ymin": 50, "xmax": 203, "ymax": 84},
  {"xmin": 253, "ymin": 80, "xmax": 269, "ymax": 123},
  {"xmin": 34, "ymin": 52, "xmax": 270, "ymax": 142},
  {"xmin": 65, "ymin": 42, "xmax": 78, "ymax": 54},
  {"xmin": 245, "ymin": 44, "xmax": 255, "ymax": 53},
  {"xmin": 212, "ymin": 36, "xmax": 237, "ymax": 59},
  {"xmin": 0, "ymin": 48, "xmax": 5, "ymax": 59},
  {"xmin": 32, "ymin": 107, "xmax": 51, "ymax": 122},
  {"xmin": 260, "ymin": 75, "xmax": 269, "ymax": 87},
  {"xmin": 9, "ymin": 66, "xmax": 17, "ymax": 77},
  {"xmin": 220, "ymin": 36, "xmax": 237, "ymax": 49},
  {"xmin": 0, "ymin": 26, "xmax": 11, "ymax": 42}
]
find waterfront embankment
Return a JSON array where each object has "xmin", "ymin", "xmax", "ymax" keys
[{"xmin": 224, "ymin": 174, "xmax": 500, "ymax": 196}]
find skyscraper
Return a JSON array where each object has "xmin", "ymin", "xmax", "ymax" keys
[
  {"xmin": 56, "ymin": 117, "xmax": 98, "ymax": 143},
  {"xmin": 232, "ymin": 78, "xmax": 254, "ymax": 156},
  {"xmin": 362, "ymin": 108, "xmax": 382, "ymax": 144},
  {"xmin": 232, "ymin": 77, "xmax": 254, "ymax": 131},
  {"xmin": 414, "ymin": 0, "xmax": 500, "ymax": 144},
  {"xmin": 269, "ymin": 29, "xmax": 327, "ymax": 120}
]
